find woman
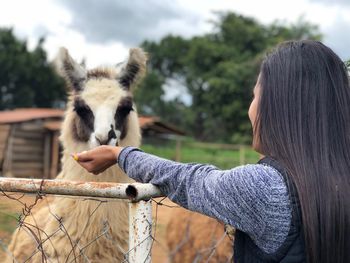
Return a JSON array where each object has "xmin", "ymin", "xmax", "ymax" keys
[{"xmin": 74, "ymin": 40, "xmax": 350, "ymax": 263}]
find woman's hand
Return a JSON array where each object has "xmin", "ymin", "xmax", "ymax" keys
[{"xmin": 72, "ymin": 146, "xmax": 124, "ymax": 175}]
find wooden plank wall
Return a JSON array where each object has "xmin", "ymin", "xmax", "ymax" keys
[
  {"xmin": 10, "ymin": 121, "xmax": 46, "ymax": 178},
  {"xmin": 0, "ymin": 125, "xmax": 11, "ymax": 171}
]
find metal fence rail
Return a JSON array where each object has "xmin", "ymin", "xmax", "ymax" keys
[{"xmin": 0, "ymin": 177, "xmax": 164, "ymax": 263}]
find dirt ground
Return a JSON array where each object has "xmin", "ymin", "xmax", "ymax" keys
[
  {"xmin": 151, "ymin": 197, "xmax": 180, "ymax": 262},
  {"xmin": 0, "ymin": 194, "xmax": 183, "ymax": 263}
]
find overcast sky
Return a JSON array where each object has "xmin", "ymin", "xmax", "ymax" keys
[{"xmin": 0, "ymin": 0, "xmax": 349, "ymax": 68}]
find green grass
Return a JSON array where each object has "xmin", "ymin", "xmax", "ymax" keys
[
  {"xmin": 0, "ymin": 204, "xmax": 19, "ymax": 234},
  {"xmin": 141, "ymin": 141, "xmax": 260, "ymax": 169}
]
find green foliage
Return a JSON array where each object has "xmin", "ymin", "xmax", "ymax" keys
[
  {"xmin": 137, "ymin": 12, "xmax": 322, "ymax": 143},
  {"xmin": 135, "ymin": 71, "xmax": 164, "ymax": 114},
  {"xmin": 0, "ymin": 28, "xmax": 66, "ymax": 110},
  {"xmin": 345, "ymin": 59, "xmax": 350, "ymax": 69}
]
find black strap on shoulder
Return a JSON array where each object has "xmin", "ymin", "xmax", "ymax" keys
[
  {"xmin": 257, "ymin": 157, "xmax": 305, "ymax": 262},
  {"xmin": 234, "ymin": 156, "xmax": 306, "ymax": 262},
  {"xmin": 258, "ymin": 157, "xmax": 301, "ymax": 220}
]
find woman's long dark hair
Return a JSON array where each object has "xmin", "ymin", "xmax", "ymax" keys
[{"xmin": 256, "ymin": 40, "xmax": 350, "ymax": 263}]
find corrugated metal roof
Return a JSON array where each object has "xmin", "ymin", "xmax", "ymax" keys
[{"xmin": 0, "ymin": 108, "xmax": 64, "ymax": 124}]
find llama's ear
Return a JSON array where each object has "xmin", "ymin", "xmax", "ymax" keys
[
  {"xmin": 55, "ymin": 47, "xmax": 87, "ymax": 92},
  {"xmin": 118, "ymin": 48, "xmax": 147, "ymax": 90}
]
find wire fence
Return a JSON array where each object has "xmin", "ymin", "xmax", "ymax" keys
[{"xmin": 0, "ymin": 177, "xmax": 234, "ymax": 263}]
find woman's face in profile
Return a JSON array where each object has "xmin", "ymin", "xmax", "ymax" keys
[
  {"xmin": 249, "ymin": 76, "xmax": 261, "ymax": 151},
  {"xmin": 249, "ymin": 76, "xmax": 261, "ymax": 128}
]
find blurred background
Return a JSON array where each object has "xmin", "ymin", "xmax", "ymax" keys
[
  {"xmin": 0, "ymin": 0, "xmax": 349, "ymax": 146},
  {"xmin": 0, "ymin": 1, "xmax": 349, "ymax": 262}
]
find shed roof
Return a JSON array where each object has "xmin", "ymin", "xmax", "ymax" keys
[
  {"xmin": 0, "ymin": 108, "xmax": 64, "ymax": 124},
  {"xmin": 0, "ymin": 109, "xmax": 185, "ymax": 136},
  {"xmin": 138, "ymin": 116, "xmax": 185, "ymax": 136}
]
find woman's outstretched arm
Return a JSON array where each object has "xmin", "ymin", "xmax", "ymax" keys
[
  {"xmin": 75, "ymin": 145, "xmax": 291, "ymax": 254},
  {"xmin": 118, "ymin": 147, "xmax": 291, "ymax": 254}
]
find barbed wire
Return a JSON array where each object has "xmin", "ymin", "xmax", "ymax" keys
[{"xmin": 0, "ymin": 183, "xmax": 234, "ymax": 263}]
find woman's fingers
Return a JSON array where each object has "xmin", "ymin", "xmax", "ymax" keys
[
  {"xmin": 76, "ymin": 160, "xmax": 93, "ymax": 172},
  {"xmin": 73, "ymin": 150, "xmax": 93, "ymax": 162},
  {"xmin": 72, "ymin": 146, "xmax": 123, "ymax": 174},
  {"xmin": 74, "ymin": 155, "xmax": 109, "ymax": 173}
]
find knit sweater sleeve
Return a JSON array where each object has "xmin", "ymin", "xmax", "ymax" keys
[{"xmin": 117, "ymin": 147, "xmax": 292, "ymax": 254}]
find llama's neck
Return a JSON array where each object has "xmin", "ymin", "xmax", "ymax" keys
[
  {"xmin": 57, "ymin": 151, "xmax": 133, "ymax": 183},
  {"xmin": 52, "ymin": 151, "xmax": 131, "ymax": 256}
]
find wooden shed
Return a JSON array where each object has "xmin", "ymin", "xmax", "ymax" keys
[
  {"xmin": 138, "ymin": 116, "xmax": 185, "ymax": 137},
  {"xmin": 0, "ymin": 109, "xmax": 64, "ymax": 179},
  {"xmin": 0, "ymin": 109, "xmax": 184, "ymax": 179}
]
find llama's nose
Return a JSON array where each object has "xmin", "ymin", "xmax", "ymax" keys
[
  {"xmin": 95, "ymin": 136, "xmax": 109, "ymax": 145},
  {"xmin": 108, "ymin": 126, "xmax": 117, "ymax": 141},
  {"xmin": 95, "ymin": 126, "xmax": 117, "ymax": 145}
]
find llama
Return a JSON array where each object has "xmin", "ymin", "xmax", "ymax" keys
[
  {"xmin": 167, "ymin": 208, "xmax": 234, "ymax": 262},
  {"xmin": 5, "ymin": 47, "xmax": 147, "ymax": 262}
]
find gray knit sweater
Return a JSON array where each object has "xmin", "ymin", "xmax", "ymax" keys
[{"xmin": 117, "ymin": 147, "xmax": 292, "ymax": 254}]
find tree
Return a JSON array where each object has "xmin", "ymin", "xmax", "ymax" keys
[
  {"xmin": 345, "ymin": 59, "xmax": 350, "ymax": 69},
  {"xmin": 0, "ymin": 28, "xmax": 65, "ymax": 110},
  {"xmin": 137, "ymin": 12, "xmax": 322, "ymax": 143}
]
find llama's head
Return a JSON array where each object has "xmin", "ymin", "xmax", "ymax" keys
[{"xmin": 56, "ymin": 48, "xmax": 147, "ymax": 153}]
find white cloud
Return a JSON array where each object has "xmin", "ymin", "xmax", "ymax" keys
[
  {"xmin": 0, "ymin": 0, "xmax": 131, "ymax": 68},
  {"xmin": 162, "ymin": 78, "xmax": 192, "ymax": 106},
  {"xmin": 0, "ymin": 0, "xmax": 349, "ymax": 68},
  {"xmin": 0, "ymin": 0, "xmax": 70, "ymax": 42},
  {"xmin": 322, "ymin": 14, "xmax": 350, "ymax": 60},
  {"xmin": 176, "ymin": 0, "xmax": 350, "ymax": 59},
  {"xmin": 44, "ymin": 30, "xmax": 129, "ymax": 68},
  {"xmin": 55, "ymin": 0, "xmax": 199, "ymax": 45}
]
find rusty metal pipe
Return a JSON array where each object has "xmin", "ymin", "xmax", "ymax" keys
[
  {"xmin": 0, "ymin": 177, "xmax": 163, "ymax": 262},
  {"xmin": 126, "ymin": 183, "xmax": 163, "ymax": 202},
  {"xmin": 0, "ymin": 178, "xmax": 163, "ymax": 201},
  {"xmin": 128, "ymin": 200, "xmax": 153, "ymax": 263}
]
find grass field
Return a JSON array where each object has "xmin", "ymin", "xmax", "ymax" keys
[
  {"xmin": 0, "ymin": 196, "xmax": 23, "ymax": 257},
  {"xmin": 141, "ymin": 140, "xmax": 260, "ymax": 169}
]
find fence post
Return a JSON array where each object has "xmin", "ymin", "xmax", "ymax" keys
[{"xmin": 128, "ymin": 200, "xmax": 153, "ymax": 263}]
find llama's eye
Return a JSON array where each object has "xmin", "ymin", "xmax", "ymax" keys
[
  {"xmin": 116, "ymin": 97, "xmax": 134, "ymax": 116},
  {"xmin": 74, "ymin": 98, "xmax": 93, "ymax": 118},
  {"xmin": 117, "ymin": 105, "xmax": 133, "ymax": 115},
  {"xmin": 75, "ymin": 106, "xmax": 92, "ymax": 117},
  {"xmin": 114, "ymin": 99, "xmax": 133, "ymax": 140}
]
